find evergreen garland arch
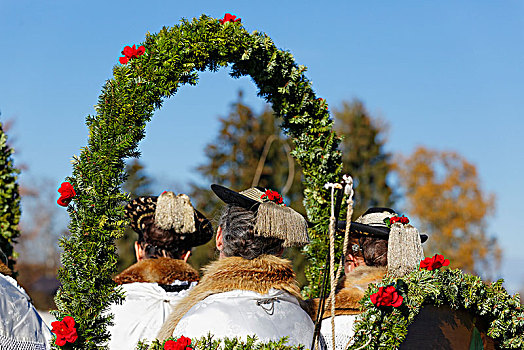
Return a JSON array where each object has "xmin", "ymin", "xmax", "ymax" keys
[{"xmin": 56, "ymin": 14, "xmax": 342, "ymax": 349}]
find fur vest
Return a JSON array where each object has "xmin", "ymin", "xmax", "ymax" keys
[
  {"xmin": 309, "ymin": 265, "xmax": 387, "ymax": 319},
  {"xmin": 158, "ymin": 254, "xmax": 308, "ymax": 341},
  {"xmin": 0, "ymin": 262, "xmax": 11, "ymax": 276},
  {"xmin": 114, "ymin": 257, "xmax": 199, "ymax": 285}
]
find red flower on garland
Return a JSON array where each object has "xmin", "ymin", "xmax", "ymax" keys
[
  {"xmin": 420, "ymin": 254, "xmax": 450, "ymax": 271},
  {"xmin": 261, "ymin": 189, "xmax": 284, "ymax": 205},
  {"xmin": 370, "ymin": 285, "xmax": 403, "ymax": 308},
  {"xmin": 119, "ymin": 44, "xmax": 146, "ymax": 64},
  {"xmin": 57, "ymin": 182, "xmax": 76, "ymax": 207},
  {"xmin": 219, "ymin": 13, "xmax": 241, "ymax": 24},
  {"xmin": 164, "ymin": 336, "xmax": 193, "ymax": 350},
  {"xmin": 51, "ymin": 316, "xmax": 78, "ymax": 346}
]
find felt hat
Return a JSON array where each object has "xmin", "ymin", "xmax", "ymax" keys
[
  {"xmin": 211, "ymin": 184, "xmax": 309, "ymax": 247},
  {"xmin": 125, "ymin": 191, "xmax": 213, "ymax": 248},
  {"xmin": 338, "ymin": 207, "xmax": 428, "ymax": 243}
]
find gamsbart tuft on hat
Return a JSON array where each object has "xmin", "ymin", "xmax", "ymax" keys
[
  {"xmin": 125, "ymin": 191, "xmax": 213, "ymax": 248},
  {"xmin": 211, "ymin": 184, "xmax": 309, "ymax": 247}
]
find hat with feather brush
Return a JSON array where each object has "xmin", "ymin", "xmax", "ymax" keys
[
  {"xmin": 125, "ymin": 191, "xmax": 213, "ymax": 248},
  {"xmin": 211, "ymin": 184, "xmax": 309, "ymax": 247}
]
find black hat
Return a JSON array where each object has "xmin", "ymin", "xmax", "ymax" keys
[
  {"xmin": 125, "ymin": 191, "xmax": 213, "ymax": 248},
  {"xmin": 338, "ymin": 207, "xmax": 428, "ymax": 243},
  {"xmin": 211, "ymin": 184, "xmax": 309, "ymax": 247}
]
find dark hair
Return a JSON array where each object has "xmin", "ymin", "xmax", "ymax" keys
[
  {"xmin": 347, "ymin": 235, "xmax": 388, "ymax": 267},
  {"xmin": 218, "ymin": 205, "xmax": 283, "ymax": 260},
  {"xmin": 138, "ymin": 216, "xmax": 190, "ymax": 259}
]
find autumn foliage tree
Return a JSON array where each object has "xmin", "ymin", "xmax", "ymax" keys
[{"xmin": 396, "ymin": 146, "xmax": 501, "ymax": 276}]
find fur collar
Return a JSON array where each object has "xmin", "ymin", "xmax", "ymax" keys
[
  {"xmin": 0, "ymin": 262, "xmax": 12, "ymax": 276},
  {"xmin": 157, "ymin": 255, "xmax": 303, "ymax": 341},
  {"xmin": 308, "ymin": 265, "xmax": 386, "ymax": 319},
  {"xmin": 114, "ymin": 257, "xmax": 199, "ymax": 285}
]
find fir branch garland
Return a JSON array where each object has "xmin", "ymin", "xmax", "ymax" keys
[
  {"xmin": 56, "ymin": 14, "xmax": 342, "ymax": 349},
  {"xmin": 138, "ymin": 334, "xmax": 306, "ymax": 350},
  {"xmin": 0, "ymin": 122, "xmax": 21, "ymax": 274},
  {"xmin": 349, "ymin": 268, "xmax": 524, "ymax": 349}
]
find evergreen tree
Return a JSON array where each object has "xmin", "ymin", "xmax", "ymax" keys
[
  {"xmin": 189, "ymin": 91, "xmax": 306, "ymax": 277},
  {"xmin": 116, "ymin": 159, "xmax": 153, "ymax": 272},
  {"xmin": 0, "ymin": 121, "xmax": 21, "ymax": 274},
  {"xmin": 333, "ymin": 100, "xmax": 395, "ymax": 216}
]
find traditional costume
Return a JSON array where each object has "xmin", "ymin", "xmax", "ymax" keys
[
  {"xmin": 311, "ymin": 208, "xmax": 428, "ymax": 350},
  {"xmin": 0, "ymin": 262, "xmax": 52, "ymax": 350},
  {"xmin": 106, "ymin": 191, "xmax": 213, "ymax": 350},
  {"xmin": 158, "ymin": 185, "xmax": 314, "ymax": 347}
]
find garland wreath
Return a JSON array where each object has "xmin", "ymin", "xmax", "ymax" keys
[
  {"xmin": 348, "ymin": 254, "xmax": 524, "ymax": 349},
  {"xmin": 0, "ymin": 122, "xmax": 21, "ymax": 274},
  {"xmin": 53, "ymin": 13, "xmax": 342, "ymax": 349}
]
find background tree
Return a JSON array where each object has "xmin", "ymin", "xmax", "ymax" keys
[
  {"xmin": 116, "ymin": 159, "xmax": 153, "ymax": 272},
  {"xmin": 0, "ymin": 121, "xmax": 21, "ymax": 274},
  {"xmin": 395, "ymin": 146, "xmax": 501, "ymax": 276},
  {"xmin": 189, "ymin": 91, "xmax": 306, "ymax": 278},
  {"xmin": 333, "ymin": 99, "xmax": 395, "ymax": 216}
]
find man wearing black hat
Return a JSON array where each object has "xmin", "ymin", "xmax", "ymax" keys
[
  {"xmin": 311, "ymin": 208, "xmax": 428, "ymax": 350},
  {"xmin": 106, "ymin": 191, "xmax": 213, "ymax": 349},
  {"xmin": 158, "ymin": 185, "xmax": 314, "ymax": 347}
]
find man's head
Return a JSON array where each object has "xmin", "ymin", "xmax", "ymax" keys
[
  {"xmin": 211, "ymin": 184, "xmax": 309, "ymax": 260},
  {"xmin": 134, "ymin": 216, "xmax": 192, "ymax": 262},
  {"xmin": 342, "ymin": 207, "xmax": 428, "ymax": 274},
  {"xmin": 216, "ymin": 204, "xmax": 284, "ymax": 260},
  {"xmin": 126, "ymin": 191, "xmax": 213, "ymax": 263}
]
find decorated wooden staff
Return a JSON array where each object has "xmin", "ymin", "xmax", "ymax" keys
[{"xmin": 312, "ymin": 175, "xmax": 354, "ymax": 350}]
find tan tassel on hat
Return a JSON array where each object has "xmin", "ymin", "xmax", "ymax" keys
[
  {"xmin": 154, "ymin": 192, "xmax": 196, "ymax": 233},
  {"xmin": 254, "ymin": 201, "xmax": 309, "ymax": 247},
  {"xmin": 387, "ymin": 223, "xmax": 425, "ymax": 278}
]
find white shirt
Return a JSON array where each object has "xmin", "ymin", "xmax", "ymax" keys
[
  {"xmin": 174, "ymin": 288, "xmax": 314, "ymax": 347},
  {"xmin": 0, "ymin": 274, "xmax": 52, "ymax": 350},
  {"xmin": 320, "ymin": 315, "xmax": 357, "ymax": 350},
  {"xmin": 107, "ymin": 281, "xmax": 196, "ymax": 349}
]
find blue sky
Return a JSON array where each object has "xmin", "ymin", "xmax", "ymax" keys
[{"xmin": 1, "ymin": 1, "xmax": 523, "ymax": 292}]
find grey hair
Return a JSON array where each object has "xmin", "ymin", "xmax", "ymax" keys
[{"xmin": 219, "ymin": 205, "xmax": 283, "ymax": 260}]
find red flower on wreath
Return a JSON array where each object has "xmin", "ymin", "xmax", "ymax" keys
[
  {"xmin": 57, "ymin": 182, "xmax": 76, "ymax": 207},
  {"xmin": 370, "ymin": 285, "xmax": 403, "ymax": 308},
  {"xmin": 51, "ymin": 316, "xmax": 78, "ymax": 346},
  {"xmin": 261, "ymin": 189, "xmax": 284, "ymax": 205},
  {"xmin": 119, "ymin": 44, "xmax": 146, "ymax": 64},
  {"xmin": 164, "ymin": 336, "xmax": 193, "ymax": 350},
  {"xmin": 420, "ymin": 254, "xmax": 450, "ymax": 271},
  {"xmin": 219, "ymin": 13, "xmax": 241, "ymax": 24}
]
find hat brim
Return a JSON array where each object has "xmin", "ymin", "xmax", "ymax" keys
[
  {"xmin": 211, "ymin": 184, "xmax": 261, "ymax": 211},
  {"xmin": 338, "ymin": 220, "xmax": 428, "ymax": 243}
]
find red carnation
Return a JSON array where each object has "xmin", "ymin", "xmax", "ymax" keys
[
  {"xmin": 219, "ymin": 13, "xmax": 241, "ymax": 24},
  {"xmin": 261, "ymin": 189, "xmax": 284, "ymax": 205},
  {"xmin": 420, "ymin": 254, "xmax": 450, "ymax": 271},
  {"xmin": 57, "ymin": 182, "xmax": 76, "ymax": 207},
  {"xmin": 119, "ymin": 44, "xmax": 146, "ymax": 64},
  {"xmin": 370, "ymin": 285, "xmax": 403, "ymax": 308},
  {"xmin": 51, "ymin": 316, "xmax": 78, "ymax": 346},
  {"xmin": 399, "ymin": 215, "xmax": 409, "ymax": 224},
  {"xmin": 164, "ymin": 336, "xmax": 193, "ymax": 350}
]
